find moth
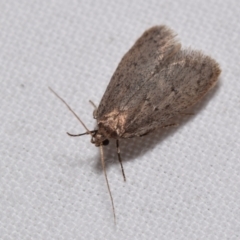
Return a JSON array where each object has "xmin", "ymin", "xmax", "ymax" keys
[{"xmin": 50, "ymin": 25, "xmax": 221, "ymax": 222}]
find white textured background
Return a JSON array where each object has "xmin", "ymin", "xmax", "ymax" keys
[{"xmin": 1, "ymin": 0, "xmax": 240, "ymax": 239}]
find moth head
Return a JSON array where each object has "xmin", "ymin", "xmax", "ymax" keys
[{"xmin": 91, "ymin": 130, "xmax": 109, "ymax": 147}]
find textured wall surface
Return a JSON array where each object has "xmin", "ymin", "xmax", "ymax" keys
[{"xmin": 1, "ymin": 1, "xmax": 239, "ymax": 239}]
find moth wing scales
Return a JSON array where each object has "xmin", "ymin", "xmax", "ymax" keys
[
  {"xmin": 96, "ymin": 26, "xmax": 221, "ymax": 139},
  {"xmin": 121, "ymin": 49, "xmax": 221, "ymax": 137},
  {"xmin": 97, "ymin": 25, "xmax": 181, "ymax": 119}
]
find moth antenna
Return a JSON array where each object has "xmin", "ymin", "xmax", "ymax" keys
[
  {"xmin": 49, "ymin": 87, "xmax": 93, "ymax": 137},
  {"xmin": 67, "ymin": 130, "xmax": 97, "ymax": 137},
  {"xmin": 116, "ymin": 140, "xmax": 126, "ymax": 182},
  {"xmin": 67, "ymin": 132, "xmax": 89, "ymax": 137},
  {"xmin": 100, "ymin": 144, "xmax": 116, "ymax": 224}
]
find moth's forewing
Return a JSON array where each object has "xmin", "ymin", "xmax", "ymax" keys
[
  {"xmin": 121, "ymin": 50, "xmax": 221, "ymax": 137},
  {"xmin": 97, "ymin": 26, "xmax": 181, "ymax": 119},
  {"xmin": 96, "ymin": 26, "xmax": 221, "ymax": 139}
]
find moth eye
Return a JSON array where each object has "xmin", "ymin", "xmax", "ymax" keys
[{"xmin": 102, "ymin": 139, "xmax": 109, "ymax": 146}]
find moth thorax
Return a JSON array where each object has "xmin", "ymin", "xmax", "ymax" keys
[{"xmin": 97, "ymin": 122, "xmax": 119, "ymax": 139}]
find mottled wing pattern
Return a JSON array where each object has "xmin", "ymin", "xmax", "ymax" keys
[{"xmin": 97, "ymin": 25, "xmax": 181, "ymax": 117}]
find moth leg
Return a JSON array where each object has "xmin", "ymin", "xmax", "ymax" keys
[
  {"xmin": 116, "ymin": 139, "xmax": 126, "ymax": 182},
  {"xmin": 89, "ymin": 100, "xmax": 98, "ymax": 119}
]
